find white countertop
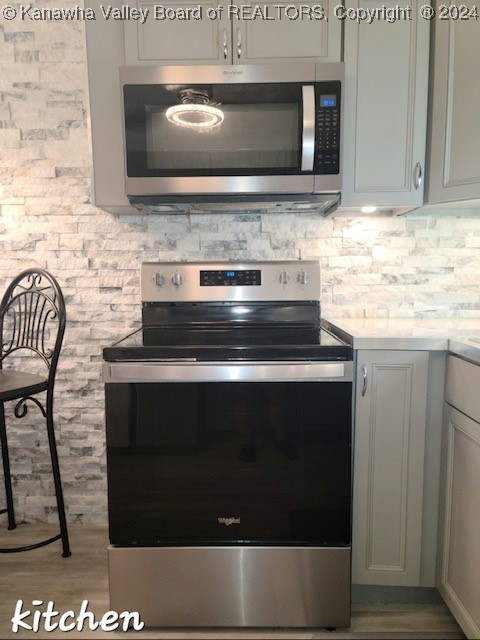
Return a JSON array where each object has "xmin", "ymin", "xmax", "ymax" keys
[{"xmin": 323, "ymin": 317, "xmax": 480, "ymax": 364}]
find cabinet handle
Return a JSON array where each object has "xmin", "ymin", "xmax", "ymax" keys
[
  {"xmin": 414, "ymin": 162, "xmax": 422, "ymax": 191},
  {"xmin": 237, "ymin": 28, "xmax": 242, "ymax": 59},
  {"xmin": 361, "ymin": 365, "xmax": 368, "ymax": 396},
  {"xmin": 222, "ymin": 28, "xmax": 228, "ymax": 60}
]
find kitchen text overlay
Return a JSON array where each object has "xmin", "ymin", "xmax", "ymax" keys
[{"xmin": 11, "ymin": 600, "xmax": 144, "ymax": 634}]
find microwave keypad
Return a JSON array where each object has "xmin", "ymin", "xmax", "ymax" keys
[{"xmin": 315, "ymin": 86, "xmax": 340, "ymax": 175}]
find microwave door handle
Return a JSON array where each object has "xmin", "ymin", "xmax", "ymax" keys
[{"xmin": 301, "ymin": 85, "xmax": 315, "ymax": 172}]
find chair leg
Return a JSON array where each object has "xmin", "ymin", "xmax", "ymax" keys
[
  {"xmin": 0, "ymin": 403, "xmax": 16, "ymax": 530},
  {"xmin": 45, "ymin": 395, "xmax": 71, "ymax": 558}
]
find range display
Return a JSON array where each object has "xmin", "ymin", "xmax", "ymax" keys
[{"xmin": 199, "ymin": 269, "xmax": 261, "ymax": 287}]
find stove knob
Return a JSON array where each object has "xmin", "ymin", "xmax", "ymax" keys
[
  {"xmin": 296, "ymin": 270, "xmax": 310, "ymax": 286},
  {"xmin": 154, "ymin": 273, "xmax": 166, "ymax": 287},
  {"xmin": 278, "ymin": 270, "xmax": 291, "ymax": 286},
  {"xmin": 171, "ymin": 272, "xmax": 184, "ymax": 288}
]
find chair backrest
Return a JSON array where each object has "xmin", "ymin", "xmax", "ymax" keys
[{"xmin": 0, "ymin": 269, "xmax": 66, "ymax": 382}]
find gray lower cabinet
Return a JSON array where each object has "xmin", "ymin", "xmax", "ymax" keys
[
  {"xmin": 438, "ymin": 355, "xmax": 480, "ymax": 639},
  {"xmin": 427, "ymin": 13, "xmax": 480, "ymax": 204},
  {"xmin": 352, "ymin": 350, "xmax": 429, "ymax": 586}
]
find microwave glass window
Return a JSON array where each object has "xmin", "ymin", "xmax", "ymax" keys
[
  {"xmin": 123, "ymin": 81, "xmax": 341, "ymax": 177},
  {"xmin": 145, "ymin": 103, "xmax": 299, "ymax": 171}
]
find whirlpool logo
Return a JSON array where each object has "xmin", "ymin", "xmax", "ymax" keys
[{"xmin": 218, "ymin": 517, "xmax": 241, "ymax": 526}]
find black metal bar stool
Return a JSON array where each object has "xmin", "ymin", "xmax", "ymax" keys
[{"xmin": 0, "ymin": 268, "xmax": 71, "ymax": 557}]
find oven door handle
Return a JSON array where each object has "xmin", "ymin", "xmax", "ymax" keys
[
  {"xmin": 301, "ymin": 85, "xmax": 315, "ymax": 172},
  {"xmin": 103, "ymin": 361, "xmax": 353, "ymax": 383}
]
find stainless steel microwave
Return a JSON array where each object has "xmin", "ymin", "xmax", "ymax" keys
[{"xmin": 120, "ymin": 63, "xmax": 343, "ymax": 212}]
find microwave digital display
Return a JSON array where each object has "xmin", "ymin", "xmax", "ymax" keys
[{"xmin": 320, "ymin": 95, "xmax": 336, "ymax": 107}]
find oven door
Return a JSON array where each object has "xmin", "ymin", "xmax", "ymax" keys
[
  {"xmin": 120, "ymin": 64, "xmax": 342, "ymax": 196},
  {"xmin": 104, "ymin": 361, "xmax": 352, "ymax": 547}
]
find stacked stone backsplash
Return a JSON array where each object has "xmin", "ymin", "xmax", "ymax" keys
[{"xmin": 1, "ymin": 10, "xmax": 480, "ymax": 523}]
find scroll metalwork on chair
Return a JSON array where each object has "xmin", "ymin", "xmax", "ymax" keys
[{"xmin": 0, "ymin": 268, "xmax": 71, "ymax": 557}]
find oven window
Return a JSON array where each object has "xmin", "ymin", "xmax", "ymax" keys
[
  {"xmin": 106, "ymin": 381, "xmax": 352, "ymax": 547},
  {"xmin": 123, "ymin": 83, "xmax": 303, "ymax": 177}
]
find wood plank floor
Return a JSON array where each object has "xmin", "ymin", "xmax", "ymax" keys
[{"xmin": 0, "ymin": 524, "xmax": 465, "ymax": 639}]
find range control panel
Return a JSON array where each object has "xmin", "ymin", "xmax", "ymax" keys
[
  {"xmin": 141, "ymin": 261, "xmax": 320, "ymax": 303},
  {"xmin": 200, "ymin": 270, "xmax": 261, "ymax": 287}
]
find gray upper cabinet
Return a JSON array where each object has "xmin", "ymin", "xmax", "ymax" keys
[
  {"xmin": 85, "ymin": 8, "xmax": 132, "ymax": 211},
  {"xmin": 124, "ymin": 0, "xmax": 231, "ymax": 65},
  {"xmin": 124, "ymin": 0, "xmax": 341, "ymax": 65},
  {"xmin": 341, "ymin": 0, "xmax": 430, "ymax": 209},
  {"xmin": 426, "ymin": 15, "xmax": 480, "ymax": 204}
]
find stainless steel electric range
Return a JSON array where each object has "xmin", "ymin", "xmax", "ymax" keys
[{"xmin": 102, "ymin": 261, "xmax": 353, "ymax": 629}]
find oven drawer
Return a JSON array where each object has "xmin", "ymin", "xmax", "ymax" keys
[
  {"xmin": 103, "ymin": 360, "xmax": 353, "ymax": 383},
  {"xmin": 109, "ymin": 546, "xmax": 351, "ymax": 627}
]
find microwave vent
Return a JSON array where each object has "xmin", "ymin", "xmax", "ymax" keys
[{"xmin": 128, "ymin": 194, "xmax": 340, "ymax": 217}]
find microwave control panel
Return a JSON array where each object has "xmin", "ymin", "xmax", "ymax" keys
[{"xmin": 315, "ymin": 82, "xmax": 341, "ymax": 175}]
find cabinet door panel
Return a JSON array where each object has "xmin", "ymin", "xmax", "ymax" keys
[
  {"xmin": 85, "ymin": 3, "xmax": 133, "ymax": 210},
  {"xmin": 427, "ymin": 16, "xmax": 480, "ymax": 203},
  {"xmin": 236, "ymin": 0, "xmax": 341, "ymax": 64},
  {"xmin": 352, "ymin": 350, "xmax": 428, "ymax": 585},
  {"xmin": 342, "ymin": 0, "xmax": 429, "ymax": 207},
  {"xmin": 446, "ymin": 21, "xmax": 480, "ymax": 185},
  {"xmin": 438, "ymin": 405, "xmax": 480, "ymax": 639},
  {"xmin": 125, "ymin": 0, "xmax": 230, "ymax": 65}
]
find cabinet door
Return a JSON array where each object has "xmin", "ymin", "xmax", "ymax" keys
[
  {"xmin": 85, "ymin": 2, "xmax": 134, "ymax": 211},
  {"xmin": 124, "ymin": 0, "xmax": 230, "ymax": 65},
  {"xmin": 427, "ymin": 12, "xmax": 480, "ymax": 204},
  {"xmin": 352, "ymin": 350, "xmax": 428, "ymax": 586},
  {"xmin": 341, "ymin": 0, "xmax": 430, "ymax": 207},
  {"xmin": 235, "ymin": 0, "xmax": 341, "ymax": 64},
  {"xmin": 438, "ymin": 404, "xmax": 480, "ymax": 639},
  {"xmin": 124, "ymin": 0, "xmax": 341, "ymax": 65}
]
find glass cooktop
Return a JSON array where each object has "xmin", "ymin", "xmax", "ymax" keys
[{"xmin": 103, "ymin": 326, "xmax": 352, "ymax": 363}]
